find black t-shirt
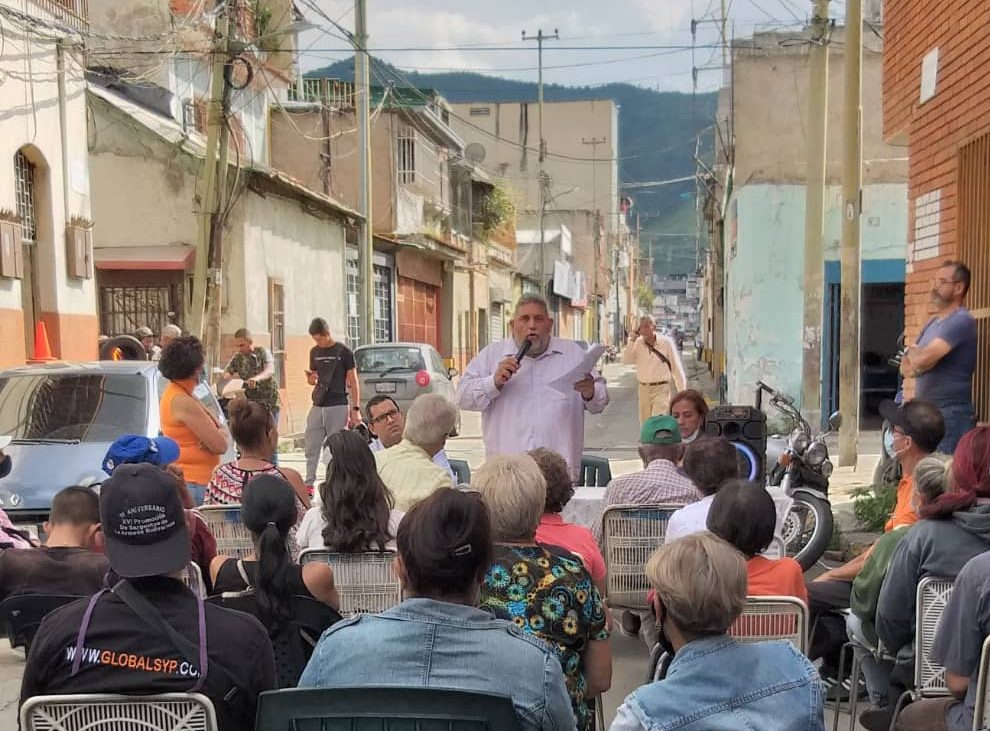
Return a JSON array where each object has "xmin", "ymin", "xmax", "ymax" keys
[
  {"xmin": 20, "ymin": 577, "xmax": 276, "ymax": 731},
  {"xmin": 309, "ymin": 343, "xmax": 355, "ymax": 407},
  {"xmin": 213, "ymin": 559, "xmax": 314, "ymax": 599},
  {"xmin": 0, "ymin": 546, "xmax": 109, "ymax": 601}
]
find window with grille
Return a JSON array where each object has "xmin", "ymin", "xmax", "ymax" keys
[
  {"xmin": 14, "ymin": 150, "xmax": 37, "ymax": 243},
  {"xmin": 373, "ymin": 264, "xmax": 393, "ymax": 342},
  {"xmin": 99, "ymin": 285, "xmax": 178, "ymax": 337},
  {"xmin": 346, "ymin": 255, "xmax": 361, "ymax": 348},
  {"xmin": 397, "ymin": 126, "xmax": 416, "ymax": 184},
  {"xmin": 268, "ymin": 279, "xmax": 286, "ymax": 388},
  {"xmin": 182, "ymin": 99, "xmax": 206, "ymax": 134}
]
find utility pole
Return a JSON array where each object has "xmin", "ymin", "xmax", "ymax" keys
[
  {"xmin": 801, "ymin": 0, "xmax": 830, "ymax": 430},
  {"xmin": 523, "ymin": 28, "xmax": 558, "ymax": 297},
  {"xmin": 355, "ymin": 0, "xmax": 374, "ymax": 346},
  {"xmin": 838, "ymin": 0, "xmax": 863, "ymax": 467},
  {"xmin": 583, "ymin": 135, "xmax": 606, "ymax": 340},
  {"xmin": 190, "ymin": 0, "xmax": 234, "ymax": 376}
]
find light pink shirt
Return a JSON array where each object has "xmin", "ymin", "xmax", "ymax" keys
[{"xmin": 455, "ymin": 337, "xmax": 609, "ymax": 480}]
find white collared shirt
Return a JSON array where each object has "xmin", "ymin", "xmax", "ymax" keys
[{"xmin": 455, "ymin": 337, "xmax": 609, "ymax": 480}]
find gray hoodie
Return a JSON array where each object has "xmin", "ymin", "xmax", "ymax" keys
[{"xmin": 877, "ymin": 504, "xmax": 990, "ymax": 654}]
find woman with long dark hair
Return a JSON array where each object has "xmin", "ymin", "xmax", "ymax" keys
[
  {"xmin": 295, "ymin": 430, "xmax": 403, "ymax": 552},
  {"xmin": 211, "ymin": 475, "xmax": 338, "ymax": 625}
]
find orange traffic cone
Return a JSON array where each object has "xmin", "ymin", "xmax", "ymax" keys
[{"xmin": 31, "ymin": 321, "xmax": 56, "ymax": 362}]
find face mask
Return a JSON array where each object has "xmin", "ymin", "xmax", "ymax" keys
[
  {"xmin": 0, "ymin": 454, "xmax": 10, "ymax": 479},
  {"xmin": 682, "ymin": 428, "xmax": 701, "ymax": 444},
  {"xmin": 883, "ymin": 429, "xmax": 895, "ymax": 456}
]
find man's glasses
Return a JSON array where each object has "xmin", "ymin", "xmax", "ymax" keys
[{"xmin": 370, "ymin": 408, "xmax": 400, "ymax": 425}]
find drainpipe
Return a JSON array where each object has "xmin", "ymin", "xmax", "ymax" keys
[{"xmin": 56, "ymin": 40, "xmax": 73, "ymax": 340}]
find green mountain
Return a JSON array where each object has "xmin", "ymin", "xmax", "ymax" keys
[{"xmin": 308, "ymin": 60, "xmax": 717, "ymax": 276}]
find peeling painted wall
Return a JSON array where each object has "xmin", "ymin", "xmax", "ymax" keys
[{"xmin": 724, "ymin": 182, "xmax": 907, "ymax": 407}]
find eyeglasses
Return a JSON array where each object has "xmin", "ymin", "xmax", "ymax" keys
[
  {"xmin": 370, "ymin": 408, "xmax": 401, "ymax": 425},
  {"xmin": 933, "ymin": 276, "xmax": 959, "ymax": 287}
]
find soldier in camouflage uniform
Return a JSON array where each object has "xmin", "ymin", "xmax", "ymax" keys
[{"xmin": 224, "ymin": 328, "xmax": 280, "ymax": 441}]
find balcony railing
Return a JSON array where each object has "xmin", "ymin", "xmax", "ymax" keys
[
  {"xmin": 288, "ymin": 78, "xmax": 355, "ymax": 110},
  {"xmin": 29, "ymin": 0, "xmax": 88, "ymax": 29}
]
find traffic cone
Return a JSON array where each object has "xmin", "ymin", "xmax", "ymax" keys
[{"xmin": 31, "ymin": 321, "xmax": 56, "ymax": 361}]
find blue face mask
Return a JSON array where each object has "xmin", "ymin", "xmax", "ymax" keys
[{"xmin": 883, "ymin": 428, "xmax": 895, "ymax": 456}]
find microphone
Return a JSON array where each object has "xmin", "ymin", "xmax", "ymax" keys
[{"xmin": 515, "ymin": 338, "xmax": 533, "ymax": 362}]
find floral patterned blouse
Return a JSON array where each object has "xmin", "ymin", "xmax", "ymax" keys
[{"xmin": 480, "ymin": 544, "xmax": 609, "ymax": 731}]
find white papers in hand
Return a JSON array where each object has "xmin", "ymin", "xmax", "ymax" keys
[{"xmin": 547, "ymin": 344, "xmax": 606, "ymax": 395}]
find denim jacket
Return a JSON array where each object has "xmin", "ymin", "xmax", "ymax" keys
[
  {"xmin": 298, "ymin": 597, "xmax": 576, "ymax": 731},
  {"xmin": 614, "ymin": 636, "xmax": 824, "ymax": 731}
]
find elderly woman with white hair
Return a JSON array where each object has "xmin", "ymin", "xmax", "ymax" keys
[
  {"xmin": 375, "ymin": 393, "xmax": 458, "ymax": 511},
  {"xmin": 610, "ymin": 533, "xmax": 824, "ymax": 731},
  {"xmin": 476, "ymin": 454, "xmax": 611, "ymax": 731}
]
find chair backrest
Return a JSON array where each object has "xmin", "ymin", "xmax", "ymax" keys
[
  {"xmin": 197, "ymin": 504, "xmax": 254, "ymax": 558},
  {"xmin": 973, "ymin": 635, "xmax": 990, "ymax": 731},
  {"xmin": 915, "ymin": 576, "xmax": 954, "ymax": 697},
  {"xmin": 20, "ymin": 692, "xmax": 218, "ymax": 731},
  {"xmin": 255, "ymin": 686, "xmax": 520, "ymax": 731},
  {"xmin": 580, "ymin": 455, "xmax": 612, "ymax": 487},
  {"xmin": 600, "ymin": 504, "xmax": 680, "ymax": 610},
  {"xmin": 449, "ymin": 459, "xmax": 471, "ymax": 485},
  {"xmin": 729, "ymin": 596, "xmax": 809, "ymax": 655},
  {"xmin": 299, "ymin": 548, "xmax": 402, "ymax": 616},
  {"xmin": 0, "ymin": 594, "xmax": 84, "ymax": 651}
]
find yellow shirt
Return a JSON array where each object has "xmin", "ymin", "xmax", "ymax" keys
[
  {"xmin": 621, "ymin": 336, "xmax": 687, "ymax": 389},
  {"xmin": 375, "ymin": 440, "xmax": 451, "ymax": 512}
]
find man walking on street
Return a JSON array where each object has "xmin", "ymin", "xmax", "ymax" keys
[
  {"xmin": 304, "ymin": 318, "xmax": 361, "ymax": 486},
  {"xmin": 456, "ymin": 295, "xmax": 609, "ymax": 482},
  {"xmin": 900, "ymin": 261, "xmax": 976, "ymax": 454},
  {"xmin": 623, "ymin": 316, "xmax": 686, "ymax": 425}
]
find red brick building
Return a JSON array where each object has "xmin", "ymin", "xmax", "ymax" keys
[{"xmin": 883, "ymin": 0, "xmax": 990, "ymax": 418}]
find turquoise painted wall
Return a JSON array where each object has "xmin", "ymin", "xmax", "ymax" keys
[{"xmin": 724, "ymin": 183, "xmax": 907, "ymax": 409}]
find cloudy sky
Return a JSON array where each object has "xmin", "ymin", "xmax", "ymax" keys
[{"xmin": 296, "ymin": 0, "xmax": 855, "ymax": 93}]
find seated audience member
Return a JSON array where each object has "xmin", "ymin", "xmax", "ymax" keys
[
  {"xmin": 669, "ymin": 389, "xmax": 708, "ymax": 444},
  {"xmin": 530, "ymin": 447, "xmax": 606, "ymax": 591},
  {"xmin": 103, "ymin": 435, "xmax": 217, "ymax": 587},
  {"xmin": 299, "ymin": 489, "xmax": 574, "ymax": 731},
  {"xmin": 476, "ymin": 454, "xmax": 611, "ymax": 731},
  {"xmin": 0, "ymin": 486, "xmax": 108, "ymax": 600},
  {"xmin": 375, "ymin": 394, "xmax": 457, "ymax": 511},
  {"xmin": 845, "ymin": 456, "xmax": 948, "ymax": 713},
  {"xmin": 705, "ymin": 480, "xmax": 807, "ymax": 603},
  {"xmin": 0, "ymin": 436, "xmax": 32, "ymax": 549},
  {"xmin": 296, "ymin": 430, "xmax": 403, "ymax": 553},
  {"xmin": 890, "ymin": 550, "xmax": 990, "ymax": 731},
  {"xmin": 366, "ymin": 395, "xmax": 455, "ymax": 480},
  {"xmin": 20, "ymin": 464, "xmax": 276, "ymax": 730},
  {"xmin": 863, "ymin": 427, "xmax": 990, "ymax": 730},
  {"xmin": 211, "ymin": 474, "xmax": 337, "ymax": 608},
  {"xmin": 594, "ymin": 415, "xmax": 702, "ymax": 543},
  {"xmin": 610, "ymin": 533, "xmax": 825, "ymax": 731},
  {"xmin": 663, "ymin": 437, "xmax": 740, "ymax": 543}
]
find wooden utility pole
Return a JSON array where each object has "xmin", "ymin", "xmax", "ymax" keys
[
  {"xmin": 801, "ymin": 0, "xmax": 830, "ymax": 429},
  {"xmin": 839, "ymin": 0, "xmax": 863, "ymax": 466},
  {"xmin": 355, "ymin": 0, "xmax": 374, "ymax": 346},
  {"xmin": 190, "ymin": 0, "xmax": 233, "ymax": 376}
]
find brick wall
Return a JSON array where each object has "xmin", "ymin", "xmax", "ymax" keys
[{"xmin": 883, "ymin": 0, "xmax": 990, "ymax": 343}]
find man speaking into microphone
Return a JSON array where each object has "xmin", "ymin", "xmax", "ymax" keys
[{"xmin": 456, "ymin": 295, "xmax": 609, "ymax": 482}]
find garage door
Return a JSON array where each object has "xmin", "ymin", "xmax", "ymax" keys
[{"xmin": 397, "ymin": 276, "xmax": 440, "ymax": 350}]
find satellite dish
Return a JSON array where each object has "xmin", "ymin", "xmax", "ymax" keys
[{"xmin": 465, "ymin": 143, "xmax": 487, "ymax": 163}]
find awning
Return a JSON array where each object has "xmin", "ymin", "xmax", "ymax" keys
[{"xmin": 94, "ymin": 245, "xmax": 195, "ymax": 271}]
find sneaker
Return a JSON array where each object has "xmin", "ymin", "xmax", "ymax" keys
[
  {"xmin": 859, "ymin": 705, "xmax": 893, "ymax": 731},
  {"xmin": 820, "ymin": 667, "xmax": 868, "ymax": 704},
  {"xmin": 619, "ymin": 611, "xmax": 642, "ymax": 637}
]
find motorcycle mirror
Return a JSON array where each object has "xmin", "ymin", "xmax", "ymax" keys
[{"xmin": 828, "ymin": 411, "xmax": 843, "ymax": 430}]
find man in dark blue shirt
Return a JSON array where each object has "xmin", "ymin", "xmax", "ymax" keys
[{"xmin": 901, "ymin": 261, "xmax": 976, "ymax": 453}]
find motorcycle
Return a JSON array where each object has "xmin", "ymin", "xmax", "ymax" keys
[{"xmin": 757, "ymin": 381, "xmax": 840, "ymax": 571}]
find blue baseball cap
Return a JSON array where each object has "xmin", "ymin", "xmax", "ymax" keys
[{"xmin": 102, "ymin": 435, "xmax": 181, "ymax": 476}]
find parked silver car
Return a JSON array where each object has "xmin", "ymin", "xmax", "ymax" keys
[
  {"xmin": 0, "ymin": 361, "xmax": 233, "ymax": 527},
  {"xmin": 353, "ymin": 342, "xmax": 458, "ymax": 415}
]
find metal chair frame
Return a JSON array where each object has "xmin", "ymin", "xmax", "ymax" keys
[
  {"xmin": 729, "ymin": 595, "xmax": 809, "ymax": 654},
  {"xmin": 197, "ymin": 504, "xmax": 254, "ymax": 558},
  {"xmin": 20, "ymin": 692, "xmax": 218, "ymax": 731},
  {"xmin": 580, "ymin": 455, "xmax": 612, "ymax": 487},
  {"xmin": 600, "ymin": 504, "xmax": 681, "ymax": 611},
  {"xmin": 973, "ymin": 634, "xmax": 990, "ymax": 731},
  {"xmin": 299, "ymin": 548, "xmax": 402, "ymax": 616}
]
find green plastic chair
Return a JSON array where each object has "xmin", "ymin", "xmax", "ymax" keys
[
  {"xmin": 255, "ymin": 686, "xmax": 521, "ymax": 731},
  {"xmin": 580, "ymin": 455, "xmax": 612, "ymax": 486}
]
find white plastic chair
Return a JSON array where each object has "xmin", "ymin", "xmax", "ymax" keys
[
  {"xmin": 299, "ymin": 548, "xmax": 401, "ymax": 616},
  {"xmin": 600, "ymin": 504, "xmax": 681, "ymax": 610},
  {"xmin": 21, "ymin": 692, "xmax": 217, "ymax": 731},
  {"xmin": 973, "ymin": 635, "xmax": 990, "ymax": 731},
  {"xmin": 197, "ymin": 504, "xmax": 254, "ymax": 558},
  {"xmin": 729, "ymin": 595, "xmax": 809, "ymax": 654}
]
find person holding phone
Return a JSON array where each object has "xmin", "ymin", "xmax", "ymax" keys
[{"xmin": 304, "ymin": 318, "xmax": 361, "ymax": 487}]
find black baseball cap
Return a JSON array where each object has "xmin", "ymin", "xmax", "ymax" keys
[
  {"xmin": 879, "ymin": 399, "xmax": 946, "ymax": 453},
  {"xmin": 100, "ymin": 463, "xmax": 190, "ymax": 578}
]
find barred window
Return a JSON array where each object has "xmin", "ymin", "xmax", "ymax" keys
[
  {"xmin": 397, "ymin": 126, "xmax": 416, "ymax": 184},
  {"xmin": 14, "ymin": 150, "xmax": 37, "ymax": 243}
]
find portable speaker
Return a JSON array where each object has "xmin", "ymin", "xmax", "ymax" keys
[{"xmin": 704, "ymin": 405, "xmax": 768, "ymax": 479}]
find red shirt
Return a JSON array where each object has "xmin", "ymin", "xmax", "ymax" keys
[
  {"xmin": 746, "ymin": 555, "xmax": 808, "ymax": 605},
  {"xmin": 535, "ymin": 513, "xmax": 606, "ymax": 584}
]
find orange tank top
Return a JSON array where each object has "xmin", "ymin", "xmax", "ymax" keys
[{"xmin": 160, "ymin": 380, "xmax": 221, "ymax": 485}]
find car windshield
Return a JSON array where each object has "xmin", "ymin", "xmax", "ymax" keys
[
  {"xmin": 0, "ymin": 373, "xmax": 147, "ymax": 442},
  {"xmin": 355, "ymin": 347, "xmax": 425, "ymax": 373}
]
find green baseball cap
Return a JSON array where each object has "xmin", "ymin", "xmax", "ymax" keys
[{"xmin": 640, "ymin": 415, "xmax": 682, "ymax": 445}]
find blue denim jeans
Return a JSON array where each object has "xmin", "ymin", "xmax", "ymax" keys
[{"xmin": 937, "ymin": 402, "xmax": 976, "ymax": 454}]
